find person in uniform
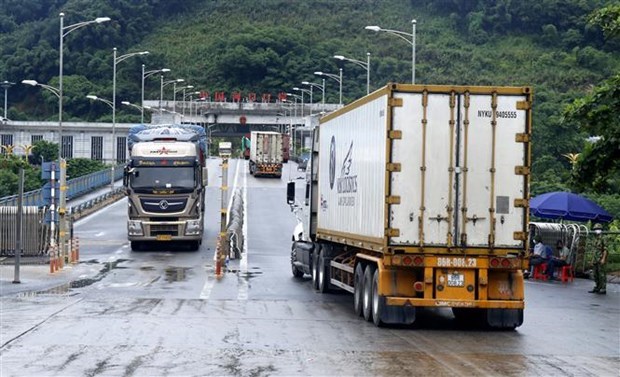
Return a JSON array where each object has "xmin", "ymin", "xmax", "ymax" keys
[{"xmin": 588, "ymin": 223, "xmax": 608, "ymax": 294}]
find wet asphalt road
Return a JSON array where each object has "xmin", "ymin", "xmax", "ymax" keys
[{"xmin": 0, "ymin": 158, "xmax": 619, "ymax": 376}]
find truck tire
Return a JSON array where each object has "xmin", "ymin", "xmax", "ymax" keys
[
  {"xmin": 317, "ymin": 248, "xmax": 329, "ymax": 293},
  {"xmin": 291, "ymin": 245, "xmax": 304, "ymax": 278},
  {"xmin": 362, "ymin": 265, "xmax": 375, "ymax": 322},
  {"xmin": 372, "ymin": 269, "xmax": 385, "ymax": 327},
  {"xmin": 187, "ymin": 241, "xmax": 200, "ymax": 251},
  {"xmin": 311, "ymin": 248, "xmax": 320, "ymax": 290},
  {"xmin": 353, "ymin": 263, "xmax": 364, "ymax": 317}
]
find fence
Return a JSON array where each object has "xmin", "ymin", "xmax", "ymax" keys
[
  {"xmin": 0, "ymin": 164, "xmax": 124, "ymax": 207},
  {"xmin": 0, "ymin": 206, "xmax": 50, "ymax": 257}
]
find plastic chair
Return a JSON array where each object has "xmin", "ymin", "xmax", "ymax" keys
[
  {"xmin": 560, "ymin": 265, "xmax": 574, "ymax": 283},
  {"xmin": 533, "ymin": 263, "xmax": 548, "ymax": 281}
]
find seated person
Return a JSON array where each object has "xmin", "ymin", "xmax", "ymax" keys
[
  {"xmin": 527, "ymin": 235, "xmax": 550, "ymax": 276},
  {"xmin": 546, "ymin": 240, "xmax": 570, "ymax": 279}
]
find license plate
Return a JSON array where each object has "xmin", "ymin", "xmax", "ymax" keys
[
  {"xmin": 447, "ymin": 273, "xmax": 464, "ymax": 287},
  {"xmin": 156, "ymin": 235, "xmax": 172, "ymax": 241}
]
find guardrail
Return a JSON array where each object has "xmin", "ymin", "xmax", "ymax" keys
[{"xmin": 0, "ymin": 164, "xmax": 124, "ymax": 207}]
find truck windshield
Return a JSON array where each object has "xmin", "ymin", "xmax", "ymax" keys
[{"xmin": 131, "ymin": 166, "xmax": 195, "ymax": 190}]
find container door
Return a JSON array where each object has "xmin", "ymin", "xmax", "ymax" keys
[
  {"xmin": 456, "ymin": 93, "xmax": 528, "ymax": 248},
  {"xmin": 390, "ymin": 92, "xmax": 456, "ymax": 246}
]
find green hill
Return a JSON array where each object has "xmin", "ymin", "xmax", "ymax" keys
[{"xmin": 1, "ymin": 0, "xmax": 618, "ymax": 218}]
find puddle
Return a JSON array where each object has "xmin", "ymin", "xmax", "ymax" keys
[
  {"xmin": 165, "ymin": 267, "xmax": 192, "ymax": 283},
  {"xmin": 140, "ymin": 266, "xmax": 155, "ymax": 271}
]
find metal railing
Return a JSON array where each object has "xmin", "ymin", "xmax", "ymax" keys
[
  {"xmin": 0, "ymin": 164, "xmax": 124, "ymax": 207},
  {"xmin": 0, "ymin": 206, "xmax": 49, "ymax": 257}
]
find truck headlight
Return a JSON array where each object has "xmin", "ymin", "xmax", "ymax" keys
[
  {"xmin": 128, "ymin": 220, "xmax": 143, "ymax": 236},
  {"xmin": 185, "ymin": 220, "xmax": 202, "ymax": 235}
]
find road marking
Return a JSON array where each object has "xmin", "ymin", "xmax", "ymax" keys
[
  {"xmin": 237, "ymin": 162, "xmax": 249, "ymax": 301},
  {"xmin": 199, "ymin": 269, "xmax": 215, "ymax": 300}
]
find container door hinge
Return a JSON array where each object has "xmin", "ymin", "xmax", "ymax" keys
[
  {"xmin": 388, "ymin": 130, "xmax": 402, "ymax": 139},
  {"xmin": 516, "ymin": 100, "xmax": 531, "ymax": 110},
  {"xmin": 515, "ymin": 166, "xmax": 530, "ymax": 175},
  {"xmin": 515, "ymin": 133, "xmax": 531, "ymax": 143},
  {"xmin": 389, "ymin": 98, "xmax": 403, "ymax": 107},
  {"xmin": 386, "ymin": 196, "xmax": 401, "ymax": 204},
  {"xmin": 513, "ymin": 232, "xmax": 527, "ymax": 241},
  {"xmin": 387, "ymin": 163, "xmax": 401, "ymax": 172},
  {"xmin": 514, "ymin": 198, "xmax": 528, "ymax": 208}
]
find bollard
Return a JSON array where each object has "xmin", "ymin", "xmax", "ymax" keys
[
  {"xmin": 75, "ymin": 236, "xmax": 80, "ymax": 261},
  {"xmin": 49, "ymin": 244, "xmax": 57, "ymax": 273},
  {"xmin": 215, "ymin": 237, "xmax": 222, "ymax": 277}
]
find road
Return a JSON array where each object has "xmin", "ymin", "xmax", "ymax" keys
[{"xmin": 1, "ymin": 158, "xmax": 619, "ymax": 376}]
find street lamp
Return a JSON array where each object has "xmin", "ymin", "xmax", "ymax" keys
[
  {"xmin": 22, "ymin": 79, "xmax": 61, "ymax": 247},
  {"xmin": 302, "ymin": 80, "xmax": 325, "ymax": 104},
  {"xmin": 122, "ymin": 101, "xmax": 157, "ymax": 113},
  {"xmin": 60, "ymin": 12, "xmax": 111, "ymax": 160},
  {"xmin": 1, "ymin": 80, "xmax": 15, "ymax": 120},
  {"xmin": 113, "ymin": 48, "xmax": 148, "ymax": 175},
  {"xmin": 142, "ymin": 65, "xmax": 170, "ymax": 123},
  {"xmin": 160, "ymin": 77, "xmax": 184, "ymax": 115},
  {"xmin": 334, "ymin": 52, "xmax": 370, "ymax": 94},
  {"xmin": 314, "ymin": 69, "xmax": 343, "ymax": 105},
  {"xmin": 174, "ymin": 85, "xmax": 194, "ymax": 115},
  {"xmin": 86, "ymin": 95, "xmax": 117, "ymax": 190},
  {"xmin": 365, "ymin": 19, "xmax": 416, "ymax": 84},
  {"xmin": 183, "ymin": 91, "xmax": 200, "ymax": 118},
  {"xmin": 293, "ymin": 87, "xmax": 312, "ymax": 116},
  {"xmin": 285, "ymin": 93, "xmax": 302, "ymax": 117}
]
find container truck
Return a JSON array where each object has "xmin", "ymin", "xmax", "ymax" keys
[
  {"xmin": 249, "ymin": 131, "xmax": 283, "ymax": 178},
  {"xmin": 287, "ymin": 83, "xmax": 532, "ymax": 328},
  {"xmin": 124, "ymin": 124, "xmax": 208, "ymax": 251}
]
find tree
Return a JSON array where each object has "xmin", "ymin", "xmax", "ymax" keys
[
  {"xmin": 32, "ymin": 140, "xmax": 58, "ymax": 163},
  {"xmin": 562, "ymin": 4, "xmax": 620, "ymax": 194}
]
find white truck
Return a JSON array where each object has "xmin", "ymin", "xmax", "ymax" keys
[
  {"xmin": 124, "ymin": 124, "xmax": 208, "ymax": 251},
  {"xmin": 249, "ymin": 131, "xmax": 283, "ymax": 177},
  {"xmin": 287, "ymin": 83, "xmax": 533, "ymax": 328}
]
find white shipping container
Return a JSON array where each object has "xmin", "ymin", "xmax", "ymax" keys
[
  {"xmin": 250, "ymin": 131, "xmax": 283, "ymax": 164},
  {"xmin": 317, "ymin": 85, "xmax": 531, "ymax": 250}
]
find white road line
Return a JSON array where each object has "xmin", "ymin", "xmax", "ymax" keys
[{"xmin": 237, "ymin": 162, "xmax": 249, "ymax": 300}]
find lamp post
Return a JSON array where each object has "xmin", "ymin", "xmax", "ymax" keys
[
  {"xmin": 1, "ymin": 81, "xmax": 15, "ymax": 120},
  {"xmin": 183, "ymin": 91, "xmax": 200, "ymax": 118},
  {"xmin": 86, "ymin": 95, "xmax": 117, "ymax": 190},
  {"xmin": 365, "ymin": 19, "xmax": 416, "ymax": 84},
  {"xmin": 22, "ymin": 80, "xmax": 61, "ymax": 247},
  {"xmin": 142, "ymin": 65, "xmax": 170, "ymax": 123},
  {"xmin": 174, "ymin": 85, "xmax": 194, "ymax": 115},
  {"xmin": 314, "ymin": 69, "xmax": 342, "ymax": 105},
  {"xmin": 112, "ymin": 48, "xmax": 148, "ymax": 185},
  {"xmin": 160, "ymin": 77, "xmax": 184, "ymax": 115},
  {"xmin": 60, "ymin": 12, "xmax": 111, "ymax": 160},
  {"xmin": 122, "ymin": 101, "xmax": 158, "ymax": 113},
  {"xmin": 293, "ymin": 87, "xmax": 312, "ymax": 115},
  {"xmin": 301, "ymin": 80, "xmax": 325, "ymax": 104},
  {"xmin": 334, "ymin": 52, "xmax": 370, "ymax": 94}
]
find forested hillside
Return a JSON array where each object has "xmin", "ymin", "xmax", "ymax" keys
[{"xmin": 0, "ymin": 0, "xmax": 618, "ymax": 219}]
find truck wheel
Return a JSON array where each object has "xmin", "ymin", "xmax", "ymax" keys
[
  {"xmin": 353, "ymin": 263, "xmax": 364, "ymax": 317},
  {"xmin": 291, "ymin": 245, "xmax": 304, "ymax": 278},
  {"xmin": 130, "ymin": 241, "xmax": 142, "ymax": 251},
  {"xmin": 317, "ymin": 248, "xmax": 329, "ymax": 293},
  {"xmin": 372, "ymin": 269, "xmax": 385, "ymax": 327},
  {"xmin": 188, "ymin": 241, "xmax": 200, "ymax": 251},
  {"xmin": 311, "ymin": 249, "xmax": 319, "ymax": 290},
  {"xmin": 362, "ymin": 265, "xmax": 375, "ymax": 322}
]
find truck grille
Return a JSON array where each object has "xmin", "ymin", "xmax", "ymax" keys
[
  {"xmin": 140, "ymin": 198, "xmax": 187, "ymax": 213},
  {"xmin": 151, "ymin": 224, "xmax": 179, "ymax": 236}
]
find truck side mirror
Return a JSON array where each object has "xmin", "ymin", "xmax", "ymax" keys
[{"xmin": 287, "ymin": 181, "xmax": 295, "ymax": 205}]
